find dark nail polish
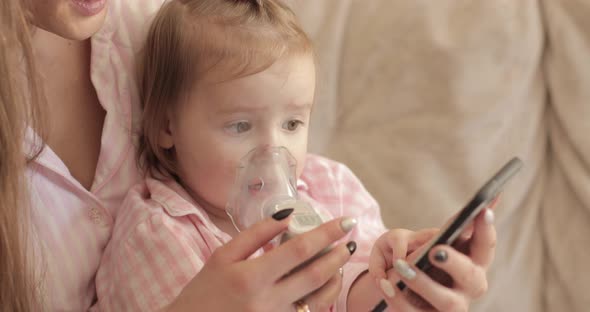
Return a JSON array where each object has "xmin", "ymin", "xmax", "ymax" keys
[
  {"xmin": 271, "ymin": 208, "xmax": 294, "ymax": 221},
  {"xmin": 346, "ymin": 241, "xmax": 357, "ymax": 255},
  {"xmin": 434, "ymin": 250, "xmax": 448, "ymax": 263}
]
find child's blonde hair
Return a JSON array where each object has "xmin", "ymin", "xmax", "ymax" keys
[{"xmin": 138, "ymin": 0, "xmax": 314, "ymax": 180}]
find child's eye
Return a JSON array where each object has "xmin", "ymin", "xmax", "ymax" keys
[
  {"xmin": 227, "ymin": 121, "xmax": 252, "ymax": 134},
  {"xmin": 283, "ymin": 120, "xmax": 304, "ymax": 131}
]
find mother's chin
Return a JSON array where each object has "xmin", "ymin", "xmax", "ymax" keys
[{"xmin": 29, "ymin": 0, "xmax": 109, "ymax": 41}]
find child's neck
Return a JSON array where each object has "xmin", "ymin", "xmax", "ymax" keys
[
  {"xmin": 207, "ymin": 212, "xmax": 240, "ymax": 238},
  {"xmin": 183, "ymin": 186, "xmax": 240, "ymax": 238}
]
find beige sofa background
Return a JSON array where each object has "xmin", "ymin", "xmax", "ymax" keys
[{"xmin": 289, "ymin": 1, "xmax": 590, "ymax": 311}]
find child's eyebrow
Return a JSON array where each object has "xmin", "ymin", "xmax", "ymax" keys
[
  {"xmin": 286, "ymin": 101, "xmax": 313, "ymax": 110},
  {"xmin": 214, "ymin": 101, "xmax": 313, "ymax": 115},
  {"xmin": 213, "ymin": 104, "xmax": 267, "ymax": 115}
]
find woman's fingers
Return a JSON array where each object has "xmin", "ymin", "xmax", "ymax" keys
[
  {"xmin": 277, "ymin": 240, "xmax": 356, "ymax": 302},
  {"xmin": 428, "ymin": 245, "xmax": 489, "ymax": 298},
  {"xmin": 261, "ymin": 217, "xmax": 356, "ymax": 281},
  {"xmin": 382, "ymin": 279, "xmax": 442, "ymax": 312},
  {"xmin": 390, "ymin": 259, "xmax": 469, "ymax": 312},
  {"xmin": 469, "ymin": 208, "xmax": 497, "ymax": 268},
  {"xmin": 381, "ymin": 292, "xmax": 421, "ymax": 312},
  {"xmin": 299, "ymin": 274, "xmax": 343, "ymax": 312},
  {"xmin": 378, "ymin": 198, "xmax": 500, "ymax": 311},
  {"xmin": 214, "ymin": 209, "xmax": 293, "ymax": 263}
]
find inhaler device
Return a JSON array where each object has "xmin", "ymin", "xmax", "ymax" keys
[{"xmin": 226, "ymin": 146, "xmax": 326, "ymax": 245}]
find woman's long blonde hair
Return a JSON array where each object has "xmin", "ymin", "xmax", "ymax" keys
[{"xmin": 0, "ymin": 0, "xmax": 44, "ymax": 310}]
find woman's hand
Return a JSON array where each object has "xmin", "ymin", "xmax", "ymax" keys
[
  {"xmin": 167, "ymin": 210, "xmax": 358, "ymax": 312},
  {"xmin": 369, "ymin": 201, "xmax": 498, "ymax": 312}
]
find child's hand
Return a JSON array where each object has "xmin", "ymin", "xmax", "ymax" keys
[
  {"xmin": 166, "ymin": 211, "xmax": 358, "ymax": 312},
  {"xmin": 369, "ymin": 204, "xmax": 497, "ymax": 311},
  {"xmin": 368, "ymin": 227, "xmax": 440, "ymax": 293}
]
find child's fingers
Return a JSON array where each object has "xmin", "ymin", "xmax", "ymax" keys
[
  {"xmin": 369, "ymin": 229, "xmax": 414, "ymax": 279},
  {"xmin": 384, "ymin": 229, "xmax": 417, "ymax": 268},
  {"xmin": 403, "ymin": 228, "xmax": 440, "ymax": 263},
  {"xmin": 214, "ymin": 209, "xmax": 292, "ymax": 263},
  {"xmin": 369, "ymin": 244, "xmax": 390, "ymax": 279},
  {"xmin": 371, "ymin": 227, "xmax": 438, "ymax": 295}
]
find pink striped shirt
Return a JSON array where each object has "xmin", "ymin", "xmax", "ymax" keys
[
  {"xmin": 95, "ymin": 154, "xmax": 387, "ymax": 311},
  {"xmin": 25, "ymin": 1, "xmax": 165, "ymax": 310}
]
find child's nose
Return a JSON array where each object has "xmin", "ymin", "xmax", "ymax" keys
[{"xmin": 259, "ymin": 129, "xmax": 284, "ymax": 148}]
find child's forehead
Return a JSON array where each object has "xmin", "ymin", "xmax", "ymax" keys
[
  {"xmin": 180, "ymin": 55, "xmax": 316, "ymax": 117},
  {"xmin": 201, "ymin": 89, "xmax": 314, "ymax": 116},
  {"xmin": 194, "ymin": 55, "xmax": 315, "ymax": 94},
  {"xmin": 212, "ymin": 96, "xmax": 314, "ymax": 115},
  {"xmin": 192, "ymin": 73, "xmax": 315, "ymax": 116},
  {"xmin": 196, "ymin": 53, "xmax": 316, "ymax": 83}
]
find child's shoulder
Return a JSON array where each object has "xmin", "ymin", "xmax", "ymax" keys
[
  {"xmin": 120, "ymin": 178, "xmax": 167, "ymax": 210},
  {"xmin": 300, "ymin": 154, "xmax": 365, "ymax": 194},
  {"xmin": 299, "ymin": 154, "xmax": 380, "ymax": 218},
  {"xmin": 302, "ymin": 153, "xmax": 353, "ymax": 175},
  {"xmin": 113, "ymin": 178, "xmax": 187, "ymax": 241}
]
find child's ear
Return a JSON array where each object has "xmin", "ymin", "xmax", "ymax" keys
[{"xmin": 158, "ymin": 117, "xmax": 175, "ymax": 149}]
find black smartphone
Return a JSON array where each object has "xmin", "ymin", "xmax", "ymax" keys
[{"xmin": 372, "ymin": 157, "xmax": 523, "ymax": 312}]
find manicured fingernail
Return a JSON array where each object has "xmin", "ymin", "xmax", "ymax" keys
[
  {"xmin": 340, "ymin": 217, "xmax": 358, "ymax": 233},
  {"xmin": 346, "ymin": 241, "xmax": 357, "ymax": 255},
  {"xmin": 434, "ymin": 249, "xmax": 448, "ymax": 263},
  {"xmin": 484, "ymin": 209, "xmax": 495, "ymax": 225},
  {"xmin": 394, "ymin": 259, "xmax": 416, "ymax": 280},
  {"xmin": 379, "ymin": 278, "xmax": 396, "ymax": 298},
  {"xmin": 272, "ymin": 208, "xmax": 294, "ymax": 221}
]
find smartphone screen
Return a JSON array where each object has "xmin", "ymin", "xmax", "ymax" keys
[{"xmin": 373, "ymin": 157, "xmax": 524, "ymax": 312}]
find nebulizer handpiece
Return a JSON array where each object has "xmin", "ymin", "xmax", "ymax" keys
[{"xmin": 226, "ymin": 146, "xmax": 326, "ymax": 247}]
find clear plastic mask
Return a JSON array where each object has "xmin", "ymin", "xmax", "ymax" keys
[{"xmin": 226, "ymin": 146, "xmax": 325, "ymax": 243}]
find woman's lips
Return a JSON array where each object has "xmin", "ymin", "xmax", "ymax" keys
[{"xmin": 70, "ymin": 0, "xmax": 107, "ymax": 16}]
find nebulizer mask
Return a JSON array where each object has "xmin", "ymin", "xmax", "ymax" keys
[{"xmin": 226, "ymin": 146, "xmax": 325, "ymax": 246}]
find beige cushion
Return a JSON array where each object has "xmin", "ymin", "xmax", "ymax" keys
[{"xmin": 290, "ymin": 1, "xmax": 590, "ymax": 311}]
